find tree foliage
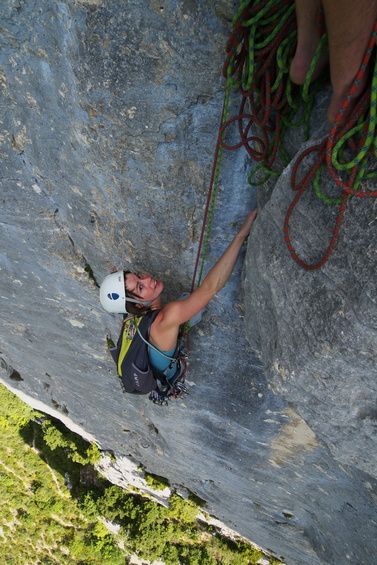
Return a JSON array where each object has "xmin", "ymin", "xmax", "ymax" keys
[{"xmin": 0, "ymin": 384, "xmax": 283, "ymax": 565}]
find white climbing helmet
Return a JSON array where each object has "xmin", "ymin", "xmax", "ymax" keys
[{"xmin": 99, "ymin": 270, "xmax": 152, "ymax": 314}]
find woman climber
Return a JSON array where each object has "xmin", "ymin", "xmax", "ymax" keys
[{"xmin": 99, "ymin": 209, "xmax": 257, "ymax": 389}]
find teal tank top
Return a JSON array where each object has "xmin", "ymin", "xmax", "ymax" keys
[{"xmin": 148, "ymin": 343, "xmax": 177, "ymax": 382}]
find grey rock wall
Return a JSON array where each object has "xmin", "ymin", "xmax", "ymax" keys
[
  {"xmin": 1, "ymin": 1, "xmax": 376, "ymax": 564},
  {"xmin": 244, "ymin": 142, "xmax": 377, "ymax": 480}
]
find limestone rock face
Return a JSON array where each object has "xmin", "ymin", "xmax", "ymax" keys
[
  {"xmin": 245, "ymin": 148, "xmax": 377, "ymax": 480},
  {"xmin": 1, "ymin": 2, "xmax": 376, "ymax": 565}
]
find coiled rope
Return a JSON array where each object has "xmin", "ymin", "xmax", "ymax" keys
[
  {"xmin": 192, "ymin": 0, "xmax": 377, "ymax": 283},
  {"xmin": 192, "ymin": 0, "xmax": 302, "ymax": 288},
  {"xmin": 284, "ymin": 20, "xmax": 377, "ymax": 269}
]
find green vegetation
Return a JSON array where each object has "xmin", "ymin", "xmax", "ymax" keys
[
  {"xmin": 106, "ymin": 335, "xmax": 116, "ymax": 349},
  {"xmin": 0, "ymin": 384, "xmax": 283, "ymax": 565},
  {"xmin": 144, "ymin": 471, "xmax": 171, "ymax": 490},
  {"xmin": 84, "ymin": 262, "xmax": 99, "ymax": 287}
]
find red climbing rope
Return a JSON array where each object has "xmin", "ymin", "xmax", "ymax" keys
[
  {"xmin": 284, "ymin": 21, "xmax": 377, "ymax": 269},
  {"xmin": 194, "ymin": 0, "xmax": 377, "ymax": 274},
  {"xmin": 190, "ymin": 92, "xmax": 230, "ymax": 293},
  {"xmin": 191, "ymin": 0, "xmax": 304, "ymax": 291},
  {"xmin": 222, "ymin": 0, "xmax": 302, "ymax": 181}
]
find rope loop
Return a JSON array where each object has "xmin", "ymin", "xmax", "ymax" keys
[
  {"xmin": 192, "ymin": 1, "xmax": 377, "ymax": 289},
  {"xmin": 284, "ymin": 21, "xmax": 377, "ymax": 269}
]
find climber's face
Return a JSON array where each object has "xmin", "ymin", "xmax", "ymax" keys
[{"xmin": 125, "ymin": 272, "xmax": 164, "ymax": 305}]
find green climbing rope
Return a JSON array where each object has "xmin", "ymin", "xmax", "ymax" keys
[{"xmin": 192, "ymin": 0, "xmax": 377, "ymax": 282}]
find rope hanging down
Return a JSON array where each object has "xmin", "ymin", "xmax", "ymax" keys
[
  {"xmin": 190, "ymin": 83, "xmax": 233, "ymax": 292},
  {"xmin": 192, "ymin": 0, "xmax": 306, "ymax": 289},
  {"xmin": 193, "ymin": 0, "xmax": 377, "ymax": 280}
]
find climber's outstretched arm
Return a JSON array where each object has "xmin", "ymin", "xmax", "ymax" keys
[{"xmin": 151, "ymin": 210, "xmax": 257, "ymax": 346}]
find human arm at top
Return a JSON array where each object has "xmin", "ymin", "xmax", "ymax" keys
[{"xmin": 157, "ymin": 209, "xmax": 257, "ymax": 330}]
